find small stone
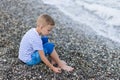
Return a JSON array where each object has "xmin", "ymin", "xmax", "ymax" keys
[
  {"xmin": 39, "ymin": 75, "xmax": 42, "ymax": 78},
  {"xmin": 3, "ymin": 59, "xmax": 7, "ymax": 62}
]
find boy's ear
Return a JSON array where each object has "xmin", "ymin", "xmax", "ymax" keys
[
  {"xmin": 38, "ymin": 24, "xmax": 43, "ymax": 28},
  {"xmin": 40, "ymin": 25, "xmax": 44, "ymax": 29}
]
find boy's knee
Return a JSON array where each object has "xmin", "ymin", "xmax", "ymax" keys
[
  {"xmin": 41, "ymin": 36, "xmax": 48, "ymax": 44},
  {"xmin": 43, "ymin": 43, "xmax": 55, "ymax": 55}
]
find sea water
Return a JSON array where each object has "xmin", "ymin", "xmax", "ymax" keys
[{"xmin": 42, "ymin": 0, "xmax": 120, "ymax": 43}]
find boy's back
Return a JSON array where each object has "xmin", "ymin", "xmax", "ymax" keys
[{"xmin": 19, "ymin": 28, "xmax": 43, "ymax": 63}]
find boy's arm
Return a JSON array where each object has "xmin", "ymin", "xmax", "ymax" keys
[{"xmin": 38, "ymin": 50, "xmax": 61, "ymax": 73}]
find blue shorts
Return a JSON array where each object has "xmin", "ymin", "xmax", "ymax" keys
[{"xmin": 26, "ymin": 36, "xmax": 54, "ymax": 66}]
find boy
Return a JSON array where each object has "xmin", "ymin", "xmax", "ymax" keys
[{"xmin": 18, "ymin": 14, "xmax": 74, "ymax": 73}]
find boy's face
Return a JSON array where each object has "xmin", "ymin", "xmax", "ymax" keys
[{"xmin": 41, "ymin": 25, "xmax": 53, "ymax": 36}]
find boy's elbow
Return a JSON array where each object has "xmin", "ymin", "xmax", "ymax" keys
[
  {"xmin": 38, "ymin": 50, "xmax": 46, "ymax": 60},
  {"xmin": 40, "ymin": 54, "xmax": 46, "ymax": 60}
]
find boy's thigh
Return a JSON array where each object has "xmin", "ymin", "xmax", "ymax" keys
[{"xmin": 26, "ymin": 51, "xmax": 41, "ymax": 66}]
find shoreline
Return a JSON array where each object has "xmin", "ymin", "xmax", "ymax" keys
[{"xmin": 0, "ymin": 0, "xmax": 120, "ymax": 80}]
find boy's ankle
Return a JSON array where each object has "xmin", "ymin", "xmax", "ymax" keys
[{"xmin": 58, "ymin": 62, "xmax": 66, "ymax": 67}]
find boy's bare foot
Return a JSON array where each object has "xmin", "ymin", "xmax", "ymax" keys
[
  {"xmin": 59, "ymin": 60, "xmax": 74, "ymax": 71},
  {"xmin": 51, "ymin": 60, "xmax": 74, "ymax": 71},
  {"xmin": 59, "ymin": 63, "xmax": 74, "ymax": 72},
  {"xmin": 51, "ymin": 60, "xmax": 67, "ymax": 65},
  {"xmin": 60, "ymin": 60, "xmax": 67, "ymax": 65}
]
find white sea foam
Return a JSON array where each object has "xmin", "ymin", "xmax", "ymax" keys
[{"xmin": 42, "ymin": 0, "xmax": 120, "ymax": 43}]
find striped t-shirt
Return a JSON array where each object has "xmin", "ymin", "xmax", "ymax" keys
[{"xmin": 18, "ymin": 28, "xmax": 43, "ymax": 63}]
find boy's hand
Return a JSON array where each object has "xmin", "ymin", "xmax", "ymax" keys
[
  {"xmin": 52, "ymin": 67, "xmax": 61, "ymax": 73},
  {"xmin": 38, "ymin": 50, "xmax": 61, "ymax": 73}
]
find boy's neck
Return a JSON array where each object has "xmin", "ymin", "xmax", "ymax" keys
[{"xmin": 35, "ymin": 27, "xmax": 42, "ymax": 35}]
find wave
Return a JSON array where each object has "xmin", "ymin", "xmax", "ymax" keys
[{"xmin": 42, "ymin": 0, "xmax": 120, "ymax": 43}]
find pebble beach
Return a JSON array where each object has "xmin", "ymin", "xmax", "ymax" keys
[{"xmin": 0, "ymin": 0, "xmax": 120, "ymax": 80}]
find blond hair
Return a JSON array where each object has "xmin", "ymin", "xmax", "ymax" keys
[{"xmin": 37, "ymin": 14, "xmax": 55, "ymax": 27}]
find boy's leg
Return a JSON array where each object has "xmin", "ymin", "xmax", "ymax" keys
[
  {"xmin": 50, "ymin": 49, "xmax": 74, "ymax": 72},
  {"xmin": 51, "ymin": 58, "xmax": 67, "ymax": 65},
  {"xmin": 50, "ymin": 50, "xmax": 66, "ymax": 65},
  {"xmin": 43, "ymin": 42, "xmax": 74, "ymax": 71},
  {"xmin": 41, "ymin": 36, "xmax": 57, "ymax": 65},
  {"xmin": 26, "ymin": 51, "xmax": 41, "ymax": 66}
]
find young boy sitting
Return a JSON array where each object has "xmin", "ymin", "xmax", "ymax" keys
[{"xmin": 18, "ymin": 14, "xmax": 74, "ymax": 73}]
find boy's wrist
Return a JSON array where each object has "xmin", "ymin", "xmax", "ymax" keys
[{"xmin": 50, "ymin": 65, "xmax": 55, "ymax": 70}]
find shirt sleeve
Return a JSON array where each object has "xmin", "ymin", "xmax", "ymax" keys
[{"xmin": 30, "ymin": 37, "xmax": 43, "ymax": 51}]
